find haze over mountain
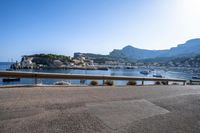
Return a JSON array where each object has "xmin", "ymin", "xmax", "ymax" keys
[{"xmin": 109, "ymin": 38, "xmax": 200, "ymax": 60}]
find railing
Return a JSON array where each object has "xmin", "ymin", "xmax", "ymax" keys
[
  {"xmin": 0, "ymin": 71, "xmax": 187, "ymax": 85},
  {"xmin": 189, "ymin": 80, "xmax": 200, "ymax": 85}
]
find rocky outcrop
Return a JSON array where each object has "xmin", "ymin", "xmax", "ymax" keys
[{"xmin": 10, "ymin": 54, "xmax": 71, "ymax": 69}]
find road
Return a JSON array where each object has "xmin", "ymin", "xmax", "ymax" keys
[{"xmin": 0, "ymin": 85, "xmax": 200, "ymax": 133}]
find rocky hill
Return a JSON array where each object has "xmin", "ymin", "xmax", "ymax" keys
[
  {"xmin": 77, "ymin": 53, "xmax": 134, "ymax": 64},
  {"xmin": 166, "ymin": 55, "xmax": 200, "ymax": 67},
  {"xmin": 10, "ymin": 54, "xmax": 71, "ymax": 69},
  {"xmin": 110, "ymin": 38, "xmax": 200, "ymax": 60}
]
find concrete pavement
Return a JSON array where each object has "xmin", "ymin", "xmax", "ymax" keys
[{"xmin": 0, "ymin": 85, "xmax": 200, "ymax": 133}]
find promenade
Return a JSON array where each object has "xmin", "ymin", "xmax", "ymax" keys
[{"xmin": 0, "ymin": 85, "xmax": 200, "ymax": 133}]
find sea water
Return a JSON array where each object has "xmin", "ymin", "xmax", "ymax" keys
[{"xmin": 0, "ymin": 62, "xmax": 199, "ymax": 85}]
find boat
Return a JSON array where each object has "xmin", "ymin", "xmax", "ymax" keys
[
  {"xmin": 54, "ymin": 81, "xmax": 71, "ymax": 85},
  {"xmin": 140, "ymin": 70, "xmax": 149, "ymax": 75},
  {"xmin": 97, "ymin": 67, "xmax": 109, "ymax": 70},
  {"xmin": 192, "ymin": 76, "xmax": 200, "ymax": 80},
  {"xmin": 153, "ymin": 74, "xmax": 163, "ymax": 78},
  {"xmin": 2, "ymin": 78, "xmax": 20, "ymax": 82}
]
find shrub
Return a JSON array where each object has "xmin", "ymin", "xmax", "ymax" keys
[
  {"xmin": 154, "ymin": 81, "xmax": 161, "ymax": 85},
  {"xmin": 161, "ymin": 81, "xmax": 168, "ymax": 85},
  {"xmin": 172, "ymin": 82, "xmax": 179, "ymax": 85},
  {"xmin": 104, "ymin": 80, "xmax": 114, "ymax": 86},
  {"xmin": 90, "ymin": 80, "xmax": 98, "ymax": 86},
  {"xmin": 127, "ymin": 80, "xmax": 137, "ymax": 86}
]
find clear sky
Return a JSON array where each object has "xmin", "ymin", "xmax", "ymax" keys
[{"xmin": 0, "ymin": 0, "xmax": 200, "ymax": 61}]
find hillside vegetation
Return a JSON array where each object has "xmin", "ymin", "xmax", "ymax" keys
[{"xmin": 26, "ymin": 54, "xmax": 71, "ymax": 62}]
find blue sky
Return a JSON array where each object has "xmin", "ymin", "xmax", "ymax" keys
[{"xmin": 0, "ymin": 0, "xmax": 200, "ymax": 61}]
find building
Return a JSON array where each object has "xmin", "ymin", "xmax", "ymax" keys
[{"xmin": 74, "ymin": 52, "xmax": 84, "ymax": 59}]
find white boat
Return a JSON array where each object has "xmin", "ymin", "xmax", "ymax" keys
[
  {"xmin": 54, "ymin": 81, "xmax": 71, "ymax": 85},
  {"xmin": 153, "ymin": 74, "xmax": 163, "ymax": 78}
]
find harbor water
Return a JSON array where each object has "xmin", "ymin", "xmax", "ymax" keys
[{"xmin": 0, "ymin": 62, "xmax": 199, "ymax": 85}]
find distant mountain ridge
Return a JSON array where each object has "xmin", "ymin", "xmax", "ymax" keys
[{"xmin": 109, "ymin": 38, "xmax": 200, "ymax": 60}]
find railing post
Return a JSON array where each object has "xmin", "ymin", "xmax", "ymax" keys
[
  {"xmin": 80, "ymin": 79, "xmax": 85, "ymax": 84},
  {"xmin": 34, "ymin": 74, "xmax": 37, "ymax": 85},
  {"xmin": 142, "ymin": 80, "xmax": 144, "ymax": 85},
  {"xmin": 183, "ymin": 81, "xmax": 186, "ymax": 85},
  {"xmin": 190, "ymin": 80, "xmax": 192, "ymax": 85}
]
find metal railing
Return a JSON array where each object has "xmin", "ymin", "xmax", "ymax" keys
[
  {"xmin": 189, "ymin": 80, "xmax": 200, "ymax": 85},
  {"xmin": 0, "ymin": 71, "xmax": 187, "ymax": 85}
]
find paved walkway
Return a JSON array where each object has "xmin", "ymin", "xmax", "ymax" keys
[{"xmin": 0, "ymin": 85, "xmax": 200, "ymax": 133}]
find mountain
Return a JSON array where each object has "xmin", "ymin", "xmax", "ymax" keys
[
  {"xmin": 166, "ymin": 54, "xmax": 200, "ymax": 67},
  {"xmin": 109, "ymin": 38, "xmax": 200, "ymax": 60}
]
